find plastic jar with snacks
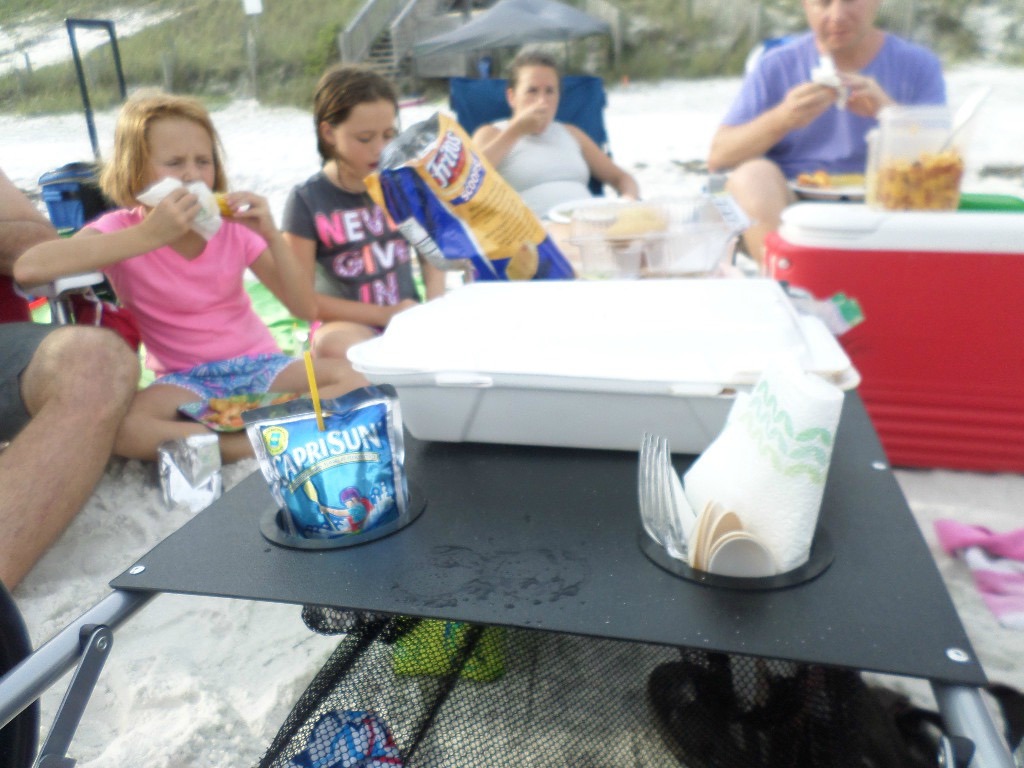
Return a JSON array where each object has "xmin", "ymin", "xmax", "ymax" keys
[{"xmin": 868, "ymin": 105, "xmax": 966, "ymax": 211}]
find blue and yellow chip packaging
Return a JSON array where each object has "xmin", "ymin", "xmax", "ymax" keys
[{"xmin": 244, "ymin": 385, "xmax": 421, "ymax": 549}]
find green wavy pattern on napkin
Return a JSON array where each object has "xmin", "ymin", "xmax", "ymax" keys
[{"xmin": 738, "ymin": 379, "xmax": 834, "ymax": 485}]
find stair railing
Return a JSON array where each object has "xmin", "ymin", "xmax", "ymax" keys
[
  {"xmin": 390, "ymin": 0, "xmax": 440, "ymax": 68},
  {"xmin": 340, "ymin": 0, "xmax": 408, "ymax": 63}
]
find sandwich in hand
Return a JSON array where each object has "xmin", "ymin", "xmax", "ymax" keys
[{"xmin": 810, "ymin": 55, "xmax": 849, "ymax": 110}]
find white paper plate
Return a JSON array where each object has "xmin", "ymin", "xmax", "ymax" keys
[
  {"xmin": 790, "ymin": 184, "xmax": 866, "ymax": 202},
  {"xmin": 790, "ymin": 174, "xmax": 866, "ymax": 202},
  {"xmin": 706, "ymin": 534, "xmax": 777, "ymax": 578}
]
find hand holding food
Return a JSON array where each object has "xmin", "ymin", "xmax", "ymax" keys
[
  {"xmin": 138, "ymin": 178, "xmax": 225, "ymax": 240},
  {"xmin": 508, "ymin": 101, "xmax": 551, "ymax": 136},
  {"xmin": 220, "ymin": 191, "xmax": 276, "ymax": 239},
  {"xmin": 142, "ymin": 186, "xmax": 202, "ymax": 244},
  {"xmin": 842, "ymin": 73, "xmax": 895, "ymax": 119},
  {"xmin": 780, "ymin": 82, "xmax": 837, "ymax": 130},
  {"xmin": 810, "ymin": 55, "xmax": 848, "ymax": 109}
]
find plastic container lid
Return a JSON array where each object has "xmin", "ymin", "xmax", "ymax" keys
[
  {"xmin": 348, "ymin": 280, "xmax": 857, "ymax": 392},
  {"xmin": 778, "ymin": 202, "xmax": 1024, "ymax": 254}
]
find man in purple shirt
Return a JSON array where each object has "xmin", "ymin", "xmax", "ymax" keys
[{"xmin": 707, "ymin": 0, "xmax": 945, "ymax": 264}]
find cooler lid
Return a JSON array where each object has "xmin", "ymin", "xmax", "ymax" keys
[
  {"xmin": 779, "ymin": 203, "xmax": 1024, "ymax": 254},
  {"xmin": 347, "ymin": 280, "xmax": 857, "ymax": 394}
]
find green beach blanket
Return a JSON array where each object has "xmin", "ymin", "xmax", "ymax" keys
[{"xmin": 245, "ymin": 279, "xmax": 311, "ymax": 357}]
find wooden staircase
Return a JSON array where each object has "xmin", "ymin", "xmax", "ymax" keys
[
  {"xmin": 365, "ymin": 29, "xmax": 400, "ymax": 80},
  {"xmin": 341, "ymin": 0, "xmax": 485, "ymax": 83}
]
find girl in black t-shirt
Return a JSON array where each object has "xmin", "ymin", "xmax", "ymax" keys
[{"xmin": 283, "ymin": 65, "xmax": 444, "ymax": 366}]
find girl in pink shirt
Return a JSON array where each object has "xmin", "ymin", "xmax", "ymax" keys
[{"xmin": 17, "ymin": 91, "xmax": 365, "ymax": 463}]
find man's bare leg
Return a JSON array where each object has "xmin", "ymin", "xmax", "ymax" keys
[
  {"xmin": 1, "ymin": 327, "xmax": 138, "ymax": 589},
  {"xmin": 725, "ymin": 157, "xmax": 795, "ymax": 267}
]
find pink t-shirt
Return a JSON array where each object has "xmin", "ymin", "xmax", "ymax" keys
[{"xmin": 89, "ymin": 207, "xmax": 280, "ymax": 375}]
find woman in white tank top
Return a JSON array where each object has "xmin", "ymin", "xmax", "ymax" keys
[{"xmin": 472, "ymin": 51, "xmax": 640, "ymax": 220}]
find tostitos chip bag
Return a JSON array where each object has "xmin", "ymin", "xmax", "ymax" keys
[{"xmin": 364, "ymin": 112, "xmax": 574, "ymax": 281}]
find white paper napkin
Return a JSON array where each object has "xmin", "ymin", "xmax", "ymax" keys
[
  {"xmin": 810, "ymin": 55, "xmax": 849, "ymax": 110},
  {"xmin": 137, "ymin": 178, "xmax": 223, "ymax": 240},
  {"xmin": 683, "ymin": 359, "xmax": 845, "ymax": 572}
]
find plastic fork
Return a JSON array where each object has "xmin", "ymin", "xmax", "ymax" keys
[
  {"xmin": 657, "ymin": 436, "xmax": 689, "ymax": 562},
  {"xmin": 638, "ymin": 433, "xmax": 662, "ymax": 544},
  {"xmin": 638, "ymin": 433, "xmax": 696, "ymax": 563}
]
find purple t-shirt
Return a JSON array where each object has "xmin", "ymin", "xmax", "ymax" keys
[{"xmin": 722, "ymin": 32, "xmax": 946, "ymax": 178}]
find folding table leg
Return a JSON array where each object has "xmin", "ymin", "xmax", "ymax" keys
[
  {"xmin": 0, "ymin": 590, "xmax": 152, "ymax": 762},
  {"xmin": 932, "ymin": 682, "xmax": 1016, "ymax": 768},
  {"xmin": 34, "ymin": 624, "xmax": 113, "ymax": 767}
]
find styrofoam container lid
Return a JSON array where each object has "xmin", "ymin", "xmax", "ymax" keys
[
  {"xmin": 348, "ymin": 280, "xmax": 858, "ymax": 394},
  {"xmin": 779, "ymin": 202, "xmax": 1024, "ymax": 254}
]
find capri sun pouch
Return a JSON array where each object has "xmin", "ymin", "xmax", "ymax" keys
[{"xmin": 244, "ymin": 384, "xmax": 425, "ymax": 550}]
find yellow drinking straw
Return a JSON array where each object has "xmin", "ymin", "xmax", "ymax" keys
[{"xmin": 303, "ymin": 350, "xmax": 326, "ymax": 431}]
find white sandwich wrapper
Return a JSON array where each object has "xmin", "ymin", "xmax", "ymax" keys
[
  {"xmin": 137, "ymin": 178, "xmax": 223, "ymax": 240},
  {"xmin": 810, "ymin": 54, "xmax": 849, "ymax": 109},
  {"xmin": 346, "ymin": 279, "xmax": 860, "ymax": 454}
]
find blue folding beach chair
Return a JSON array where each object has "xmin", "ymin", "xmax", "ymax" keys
[
  {"xmin": 449, "ymin": 75, "xmax": 610, "ymax": 196},
  {"xmin": 32, "ymin": 18, "xmax": 124, "ymax": 327}
]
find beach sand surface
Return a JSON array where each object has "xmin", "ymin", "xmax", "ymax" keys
[{"xmin": 6, "ymin": 65, "xmax": 1024, "ymax": 765}]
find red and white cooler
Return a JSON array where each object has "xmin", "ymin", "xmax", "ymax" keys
[{"xmin": 765, "ymin": 202, "xmax": 1024, "ymax": 472}]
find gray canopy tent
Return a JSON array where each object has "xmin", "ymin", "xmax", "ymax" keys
[{"xmin": 412, "ymin": 0, "xmax": 610, "ymax": 58}]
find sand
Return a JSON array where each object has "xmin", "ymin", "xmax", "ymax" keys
[{"xmin": 5, "ymin": 65, "xmax": 1023, "ymax": 766}]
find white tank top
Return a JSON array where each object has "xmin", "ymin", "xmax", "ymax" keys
[{"xmin": 495, "ymin": 121, "xmax": 592, "ymax": 219}]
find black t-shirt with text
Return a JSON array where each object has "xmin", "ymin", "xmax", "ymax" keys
[{"xmin": 283, "ymin": 171, "xmax": 420, "ymax": 306}]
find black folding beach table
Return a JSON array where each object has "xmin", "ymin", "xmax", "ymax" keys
[{"xmin": 1, "ymin": 393, "xmax": 1015, "ymax": 766}]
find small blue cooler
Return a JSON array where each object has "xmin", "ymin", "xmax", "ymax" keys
[{"xmin": 38, "ymin": 162, "xmax": 109, "ymax": 234}]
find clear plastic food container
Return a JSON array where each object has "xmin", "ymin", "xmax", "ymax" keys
[
  {"xmin": 868, "ymin": 105, "xmax": 967, "ymax": 211},
  {"xmin": 568, "ymin": 197, "xmax": 737, "ymax": 278}
]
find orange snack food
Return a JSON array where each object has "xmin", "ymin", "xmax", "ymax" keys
[
  {"xmin": 873, "ymin": 149, "xmax": 964, "ymax": 211},
  {"xmin": 205, "ymin": 393, "xmax": 298, "ymax": 429},
  {"xmin": 796, "ymin": 169, "xmax": 832, "ymax": 188},
  {"xmin": 215, "ymin": 193, "xmax": 233, "ymax": 217},
  {"xmin": 795, "ymin": 171, "xmax": 865, "ymax": 189}
]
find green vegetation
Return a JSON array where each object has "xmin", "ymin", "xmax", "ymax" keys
[
  {"xmin": 1, "ymin": 0, "xmax": 1020, "ymax": 115},
  {"xmin": 1, "ymin": 0, "xmax": 360, "ymax": 114}
]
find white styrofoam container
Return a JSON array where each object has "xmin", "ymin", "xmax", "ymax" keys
[{"xmin": 347, "ymin": 279, "xmax": 859, "ymax": 453}]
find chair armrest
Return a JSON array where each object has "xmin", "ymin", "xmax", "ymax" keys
[{"xmin": 32, "ymin": 272, "xmax": 105, "ymax": 299}]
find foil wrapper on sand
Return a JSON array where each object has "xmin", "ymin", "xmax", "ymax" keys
[
  {"xmin": 364, "ymin": 112, "xmax": 573, "ymax": 281},
  {"xmin": 158, "ymin": 433, "xmax": 223, "ymax": 513}
]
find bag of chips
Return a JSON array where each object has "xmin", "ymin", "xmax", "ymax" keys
[{"xmin": 365, "ymin": 112, "xmax": 574, "ymax": 281}]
